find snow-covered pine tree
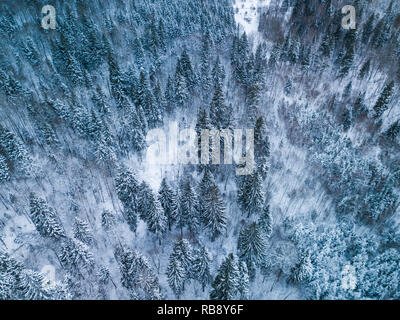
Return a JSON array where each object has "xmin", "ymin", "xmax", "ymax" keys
[
  {"xmin": 180, "ymin": 180, "xmax": 200, "ymax": 235},
  {"xmin": 238, "ymin": 261, "xmax": 250, "ymax": 300},
  {"xmin": 0, "ymin": 154, "xmax": 10, "ymax": 182},
  {"xmin": 292, "ymin": 251, "xmax": 313, "ymax": 283},
  {"xmin": 158, "ymin": 178, "xmax": 176, "ymax": 231},
  {"xmin": 18, "ymin": 269, "xmax": 50, "ymax": 300},
  {"xmin": 0, "ymin": 124, "xmax": 31, "ymax": 176},
  {"xmin": 174, "ymin": 60, "xmax": 189, "ymax": 106},
  {"xmin": 210, "ymin": 81, "xmax": 232, "ymax": 129},
  {"xmin": 73, "ymin": 217, "xmax": 94, "ymax": 246},
  {"xmin": 146, "ymin": 196, "xmax": 167, "ymax": 245},
  {"xmin": 373, "ymin": 81, "xmax": 395, "ymax": 119},
  {"xmin": 167, "ymin": 254, "xmax": 185, "ymax": 298},
  {"xmin": 101, "ymin": 210, "xmax": 116, "ymax": 231},
  {"xmin": 258, "ymin": 204, "xmax": 273, "ymax": 239},
  {"xmin": 202, "ymin": 184, "xmax": 227, "ymax": 242},
  {"xmin": 29, "ymin": 193, "xmax": 66, "ymax": 240},
  {"xmin": 59, "ymin": 238, "xmax": 95, "ymax": 275},
  {"xmin": 254, "ymin": 116, "xmax": 270, "ymax": 179},
  {"xmin": 115, "ymin": 167, "xmax": 140, "ymax": 232},
  {"xmin": 118, "ymin": 247, "xmax": 162, "ymax": 299},
  {"xmin": 237, "ymin": 171, "xmax": 264, "ymax": 217},
  {"xmin": 168, "ymin": 239, "xmax": 194, "ymax": 289},
  {"xmin": 237, "ymin": 222, "xmax": 268, "ymax": 280},
  {"xmin": 192, "ymin": 245, "xmax": 212, "ymax": 292},
  {"xmin": 210, "ymin": 253, "xmax": 240, "ymax": 300},
  {"xmin": 200, "ymin": 32, "xmax": 212, "ymax": 94},
  {"xmin": 137, "ymin": 181, "xmax": 154, "ymax": 222}
]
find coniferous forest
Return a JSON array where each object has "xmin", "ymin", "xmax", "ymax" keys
[{"xmin": 0, "ymin": 0, "xmax": 400, "ymax": 300}]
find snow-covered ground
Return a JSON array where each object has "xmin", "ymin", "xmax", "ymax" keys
[{"xmin": 233, "ymin": 0, "xmax": 271, "ymax": 34}]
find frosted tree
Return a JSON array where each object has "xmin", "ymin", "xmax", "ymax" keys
[
  {"xmin": 180, "ymin": 50, "xmax": 196, "ymax": 91},
  {"xmin": 168, "ymin": 239, "xmax": 194, "ymax": 289},
  {"xmin": 73, "ymin": 217, "xmax": 94, "ymax": 246},
  {"xmin": 237, "ymin": 171, "xmax": 264, "ymax": 217},
  {"xmin": 0, "ymin": 252, "xmax": 52, "ymax": 300},
  {"xmin": 174, "ymin": 60, "xmax": 189, "ymax": 106},
  {"xmin": 19, "ymin": 270, "xmax": 50, "ymax": 300},
  {"xmin": 29, "ymin": 193, "xmax": 66, "ymax": 240},
  {"xmin": 373, "ymin": 81, "xmax": 394, "ymax": 119},
  {"xmin": 210, "ymin": 82, "xmax": 232, "ymax": 129},
  {"xmin": 212, "ymin": 56, "xmax": 225, "ymax": 88},
  {"xmin": 198, "ymin": 168, "xmax": 216, "ymax": 212},
  {"xmin": 164, "ymin": 76, "xmax": 175, "ymax": 114},
  {"xmin": 254, "ymin": 116, "xmax": 270, "ymax": 179},
  {"xmin": 192, "ymin": 245, "xmax": 212, "ymax": 292},
  {"xmin": 0, "ymin": 124, "xmax": 31, "ymax": 176},
  {"xmin": 137, "ymin": 181, "xmax": 153, "ymax": 222},
  {"xmin": 101, "ymin": 210, "xmax": 116, "ymax": 231},
  {"xmin": 180, "ymin": 180, "xmax": 200, "ymax": 235},
  {"xmin": 202, "ymin": 185, "xmax": 227, "ymax": 242},
  {"xmin": 258, "ymin": 204, "xmax": 273, "ymax": 239},
  {"xmin": 237, "ymin": 222, "xmax": 268, "ymax": 280},
  {"xmin": 167, "ymin": 255, "xmax": 185, "ymax": 298},
  {"xmin": 200, "ymin": 32, "xmax": 212, "ymax": 93},
  {"xmin": 238, "ymin": 261, "xmax": 250, "ymax": 300},
  {"xmin": 146, "ymin": 196, "xmax": 167, "ymax": 245},
  {"xmin": 118, "ymin": 247, "xmax": 162, "ymax": 300},
  {"xmin": 210, "ymin": 254, "xmax": 240, "ymax": 300},
  {"xmin": 0, "ymin": 154, "xmax": 10, "ymax": 182},
  {"xmin": 59, "ymin": 238, "xmax": 95, "ymax": 275},
  {"xmin": 358, "ymin": 59, "xmax": 371, "ymax": 79},
  {"xmin": 292, "ymin": 251, "xmax": 313, "ymax": 283},
  {"xmin": 136, "ymin": 72, "xmax": 161, "ymax": 129},
  {"xmin": 158, "ymin": 178, "xmax": 176, "ymax": 231},
  {"xmin": 115, "ymin": 167, "xmax": 140, "ymax": 232},
  {"xmin": 385, "ymin": 120, "xmax": 400, "ymax": 141}
]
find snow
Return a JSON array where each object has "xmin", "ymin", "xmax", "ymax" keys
[{"xmin": 233, "ymin": 0, "xmax": 271, "ymax": 35}]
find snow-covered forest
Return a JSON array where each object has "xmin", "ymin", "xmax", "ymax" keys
[{"xmin": 0, "ymin": 0, "xmax": 400, "ymax": 300}]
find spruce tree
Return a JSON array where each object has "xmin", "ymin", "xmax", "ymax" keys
[
  {"xmin": 238, "ymin": 261, "xmax": 250, "ymax": 299},
  {"xmin": 158, "ymin": 178, "xmax": 176, "ymax": 231},
  {"xmin": 374, "ymin": 81, "xmax": 395, "ymax": 118},
  {"xmin": 258, "ymin": 204, "xmax": 273, "ymax": 238},
  {"xmin": 0, "ymin": 154, "xmax": 10, "ymax": 182},
  {"xmin": 202, "ymin": 185, "xmax": 227, "ymax": 242},
  {"xmin": 0, "ymin": 124, "xmax": 31, "ymax": 176},
  {"xmin": 180, "ymin": 180, "xmax": 200, "ymax": 235},
  {"xmin": 359, "ymin": 59, "xmax": 371, "ymax": 79},
  {"xmin": 210, "ymin": 253, "xmax": 240, "ymax": 300},
  {"xmin": 174, "ymin": 60, "xmax": 189, "ymax": 106},
  {"xmin": 167, "ymin": 255, "xmax": 185, "ymax": 298},
  {"xmin": 254, "ymin": 117, "xmax": 270, "ymax": 179},
  {"xmin": 167, "ymin": 239, "xmax": 194, "ymax": 295},
  {"xmin": 385, "ymin": 120, "xmax": 400, "ymax": 140},
  {"xmin": 59, "ymin": 238, "xmax": 95, "ymax": 274},
  {"xmin": 115, "ymin": 167, "xmax": 140, "ymax": 232},
  {"xmin": 146, "ymin": 196, "xmax": 167, "ymax": 245},
  {"xmin": 19, "ymin": 270, "xmax": 50, "ymax": 300},
  {"xmin": 237, "ymin": 222, "xmax": 268, "ymax": 279},
  {"xmin": 171, "ymin": 239, "xmax": 194, "ymax": 280},
  {"xmin": 293, "ymin": 251, "xmax": 313, "ymax": 283},
  {"xmin": 29, "ymin": 193, "xmax": 65, "ymax": 240},
  {"xmin": 237, "ymin": 171, "xmax": 264, "ymax": 217},
  {"xmin": 200, "ymin": 32, "xmax": 212, "ymax": 93},
  {"xmin": 101, "ymin": 210, "xmax": 116, "ymax": 231},
  {"xmin": 192, "ymin": 245, "xmax": 212, "ymax": 292},
  {"xmin": 73, "ymin": 217, "xmax": 94, "ymax": 246},
  {"xmin": 118, "ymin": 248, "xmax": 161, "ymax": 299},
  {"xmin": 210, "ymin": 82, "xmax": 232, "ymax": 129}
]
